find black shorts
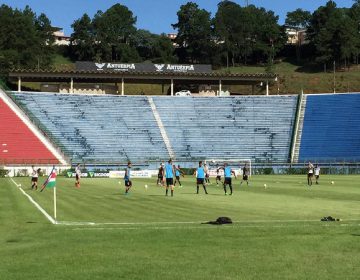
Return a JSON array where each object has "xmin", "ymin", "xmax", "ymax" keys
[
  {"xmin": 176, "ymin": 176, "xmax": 180, "ymax": 181},
  {"xmin": 243, "ymin": 175, "xmax": 248, "ymax": 181},
  {"xmin": 315, "ymin": 175, "xmax": 319, "ymax": 179},
  {"xmin": 308, "ymin": 173, "xmax": 313, "ymax": 178},
  {"xmin": 31, "ymin": 177, "xmax": 38, "ymax": 182},
  {"xmin": 158, "ymin": 174, "xmax": 163, "ymax": 179},
  {"xmin": 125, "ymin": 180, "xmax": 132, "ymax": 187},
  {"xmin": 224, "ymin": 177, "xmax": 232, "ymax": 185},
  {"xmin": 205, "ymin": 173, "xmax": 209, "ymax": 178},
  {"xmin": 76, "ymin": 174, "xmax": 80, "ymax": 181},
  {"xmin": 166, "ymin": 178, "xmax": 173, "ymax": 186},
  {"xmin": 197, "ymin": 178, "xmax": 204, "ymax": 185},
  {"xmin": 216, "ymin": 175, "xmax": 221, "ymax": 180}
]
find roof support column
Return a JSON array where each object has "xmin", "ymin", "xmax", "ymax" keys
[
  {"xmin": 17, "ymin": 77, "xmax": 21, "ymax": 92},
  {"xmin": 70, "ymin": 77, "xmax": 73, "ymax": 94},
  {"xmin": 219, "ymin": 79, "xmax": 222, "ymax": 96},
  {"xmin": 121, "ymin": 78, "xmax": 124, "ymax": 96},
  {"xmin": 171, "ymin": 78, "xmax": 174, "ymax": 96},
  {"xmin": 266, "ymin": 80, "xmax": 269, "ymax": 96}
]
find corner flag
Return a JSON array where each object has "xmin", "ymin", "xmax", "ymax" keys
[{"xmin": 40, "ymin": 167, "xmax": 57, "ymax": 192}]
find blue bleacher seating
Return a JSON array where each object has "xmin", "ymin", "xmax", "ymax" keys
[
  {"xmin": 12, "ymin": 92, "xmax": 169, "ymax": 163},
  {"xmin": 299, "ymin": 93, "xmax": 360, "ymax": 162},
  {"xmin": 11, "ymin": 92, "xmax": 298, "ymax": 164},
  {"xmin": 153, "ymin": 96, "xmax": 298, "ymax": 163}
]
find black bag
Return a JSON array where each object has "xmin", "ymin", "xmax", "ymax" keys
[
  {"xmin": 203, "ymin": 217, "xmax": 233, "ymax": 225},
  {"xmin": 321, "ymin": 216, "xmax": 340, "ymax": 221}
]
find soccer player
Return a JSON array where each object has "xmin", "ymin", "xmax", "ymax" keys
[
  {"xmin": 30, "ymin": 166, "xmax": 40, "ymax": 190},
  {"xmin": 204, "ymin": 163, "xmax": 211, "ymax": 184},
  {"xmin": 157, "ymin": 163, "xmax": 165, "ymax": 186},
  {"xmin": 314, "ymin": 164, "xmax": 321, "ymax": 185},
  {"xmin": 75, "ymin": 164, "xmax": 81, "ymax": 188},
  {"xmin": 194, "ymin": 161, "xmax": 208, "ymax": 194},
  {"xmin": 240, "ymin": 163, "xmax": 250, "ymax": 186},
  {"xmin": 215, "ymin": 167, "xmax": 222, "ymax": 186},
  {"xmin": 165, "ymin": 159, "xmax": 175, "ymax": 196},
  {"xmin": 124, "ymin": 161, "xmax": 132, "ymax": 195},
  {"xmin": 174, "ymin": 164, "xmax": 185, "ymax": 187},
  {"xmin": 219, "ymin": 163, "xmax": 236, "ymax": 195},
  {"xmin": 307, "ymin": 162, "xmax": 314, "ymax": 186}
]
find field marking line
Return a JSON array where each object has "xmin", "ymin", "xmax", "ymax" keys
[
  {"xmin": 9, "ymin": 178, "xmax": 56, "ymax": 225},
  {"xmin": 56, "ymin": 219, "xmax": 360, "ymax": 227},
  {"xmin": 57, "ymin": 221, "xmax": 205, "ymax": 226},
  {"xmin": 68, "ymin": 223, "xmax": 360, "ymax": 231}
]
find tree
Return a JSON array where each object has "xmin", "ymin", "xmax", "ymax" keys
[
  {"xmin": 308, "ymin": 1, "xmax": 359, "ymax": 70},
  {"xmin": 0, "ymin": 4, "xmax": 54, "ymax": 74},
  {"xmin": 92, "ymin": 4, "xmax": 138, "ymax": 61},
  {"xmin": 133, "ymin": 30, "xmax": 175, "ymax": 63},
  {"xmin": 70, "ymin": 14, "xmax": 95, "ymax": 61},
  {"xmin": 214, "ymin": 2, "xmax": 285, "ymax": 67},
  {"xmin": 349, "ymin": 0, "xmax": 360, "ymax": 64},
  {"xmin": 172, "ymin": 2, "xmax": 213, "ymax": 63},
  {"xmin": 152, "ymin": 34, "xmax": 177, "ymax": 63},
  {"xmin": 214, "ymin": 1, "xmax": 243, "ymax": 67},
  {"xmin": 285, "ymin": 9, "xmax": 311, "ymax": 29},
  {"xmin": 34, "ymin": 13, "xmax": 56, "ymax": 68},
  {"xmin": 133, "ymin": 29, "xmax": 157, "ymax": 60}
]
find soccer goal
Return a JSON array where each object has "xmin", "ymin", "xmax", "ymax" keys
[{"xmin": 206, "ymin": 159, "xmax": 252, "ymax": 177}]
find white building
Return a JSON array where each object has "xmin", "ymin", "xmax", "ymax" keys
[
  {"xmin": 53, "ymin": 29, "xmax": 70, "ymax": 46},
  {"xmin": 285, "ymin": 27, "xmax": 307, "ymax": 46}
]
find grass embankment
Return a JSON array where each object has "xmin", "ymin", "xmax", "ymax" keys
[{"xmin": 218, "ymin": 61, "xmax": 360, "ymax": 94}]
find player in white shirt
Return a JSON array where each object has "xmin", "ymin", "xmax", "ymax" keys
[
  {"xmin": 75, "ymin": 164, "xmax": 81, "ymax": 188},
  {"xmin": 307, "ymin": 162, "xmax": 314, "ymax": 186},
  {"xmin": 215, "ymin": 168, "xmax": 222, "ymax": 186},
  {"xmin": 314, "ymin": 164, "xmax": 320, "ymax": 185},
  {"xmin": 204, "ymin": 163, "xmax": 211, "ymax": 184},
  {"xmin": 30, "ymin": 166, "xmax": 40, "ymax": 190},
  {"xmin": 240, "ymin": 163, "xmax": 251, "ymax": 186}
]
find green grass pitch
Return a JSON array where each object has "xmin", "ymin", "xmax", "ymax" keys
[{"xmin": 1, "ymin": 175, "xmax": 360, "ymax": 280}]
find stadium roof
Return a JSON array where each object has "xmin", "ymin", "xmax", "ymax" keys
[{"xmin": 9, "ymin": 69, "xmax": 277, "ymax": 95}]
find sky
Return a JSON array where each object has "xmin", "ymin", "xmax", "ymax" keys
[{"xmin": 1, "ymin": 0, "xmax": 355, "ymax": 36}]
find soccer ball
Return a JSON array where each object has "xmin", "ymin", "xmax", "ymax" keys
[
  {"xmin": 264, "ymin": 184, "xmax": 267, "ymax": 188},
  {"xmin": 18, "ymin": 184, "xmax": 22, "ymax": 187},
  {"xmin": 145, "ymin": 184, "xmax": 148, "ymax": 189},
  {"xmin": 331, "ymin": 181, "xmax": 334, "ymax": 185}
]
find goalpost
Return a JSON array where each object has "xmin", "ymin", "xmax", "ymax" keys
[{"xmin": 206, "ymin": 159, "xmax": 252, "ymax": 177}]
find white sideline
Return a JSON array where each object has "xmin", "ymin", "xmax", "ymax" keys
[
  {"xmin": 9, "ymin": 178, "xmax": 56, "ymax": 225},
  {"xmin": 57, "ymin": 221, "xmax": 205, "ymax": 226}
]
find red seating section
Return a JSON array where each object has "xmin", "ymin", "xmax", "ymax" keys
[{"xmin": 0, "ymin": 99, "xmax": 59, "ymax": 164}]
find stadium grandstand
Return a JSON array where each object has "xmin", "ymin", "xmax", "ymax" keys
[
  {"xmin": 1, "ymin": 85, "xmax": 360, "ymax": 169},
  {"xmin": 1, "ymin": 63, "xmax": 360, "ymax": 170}
]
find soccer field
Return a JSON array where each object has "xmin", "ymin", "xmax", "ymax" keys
[{"xmin": 1, "ymin": 175, "xmax": 360, "ymax": 279}]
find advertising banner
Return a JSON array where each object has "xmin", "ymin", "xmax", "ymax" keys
[
  {"xmin": 66, "ymin": 172, "xmax": 110, "ymax": 178},
  {"xmin": 76, "ymin": 61, "xmax": 212, "ymax": 73},
  {"xmin": 109, "ymin": 170, "xmax": 152, "ymax": 178},
  {"xmin": 208, "ymin": 169, "xmax": 242, "ymax": 177}
]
